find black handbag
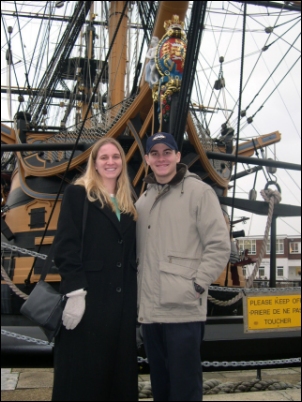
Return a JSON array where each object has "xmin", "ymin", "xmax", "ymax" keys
[
  {"xmin": 20, "ymin": 197, "xmax": 88, "ymax": 342},
  {"xmin": 20, "ymin": 280, "xmax": 66, "ymax": 342}
]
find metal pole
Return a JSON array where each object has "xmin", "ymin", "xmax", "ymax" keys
[
  {"xmin": 205, "ymin": 151, "xmax": 301, "ymax": 171},
  {"xmin": 269, "ymin": 216, "xmax": 277, "ymax": 287},
  {"xmin": 1, "ymin": 143, "xmax": 87, "ymax": 151}
]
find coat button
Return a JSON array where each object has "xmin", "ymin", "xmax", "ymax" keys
[
  {"xmin": 148, "ymin": 225, "xmax": 151, "ymax": 229},
  {"xmin": 116, "ymin": 262, "xmax": 122, "ymax": 267},
  {"xmin": 118, "ymin": 239, "xmax": 123, "ymax": 244},
  {"xmin": 116, "ymin": 287, "xmax": 122, "ymax": 293}
]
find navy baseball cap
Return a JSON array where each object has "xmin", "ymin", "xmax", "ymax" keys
[{"xmin": 146, "ymin": 132, "xmax": 178, "ymax": 154}]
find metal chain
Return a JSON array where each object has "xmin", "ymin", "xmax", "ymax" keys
[
  {"xmin": 1, "ymin": 242, "xmax": 47, "ymax": 260},
  {"xmin": 2, "ymin": 237, "xmax": 298, "ymax": 306},
  {"xmin": 138, "ymin": 356, "xmax": 302, "ymax": 367},
  {"xmin": 209, "ymin": 285, "xmax": 240, "ymax": 293},
  {"xmin": 1, "ymin": 242, "xmax": 47, "ymax": 300},
  {"xmin": 201, "ymin": 357, "xmax": 301, "ymax": 368},
  {"xmin": 242, "ymin": 287, "xmax": 300, "ymax": 294},
  {"xmin": 2, "ymin": 328, "xmax": 300, "ymax": 368},
  {"xmin": 209, "ymin": 286, "xmax": 300, "ymax": 293},
  {"xmin": 1, "ymin": 328, "xmax": 53, "ymax": 347}
]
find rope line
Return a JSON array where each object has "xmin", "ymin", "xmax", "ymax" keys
[
  {"xmin": 1, "ymin": 264, "xmax": 29, "ymax": 300},
  {"xmin": 208, "ymin": 187, "xmax": 281, "ymax": 306},
  {"xmin": 138, "ymin": 378, "xmax": 301, "ymax": 398}
]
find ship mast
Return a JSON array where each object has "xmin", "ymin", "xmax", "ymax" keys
[
  {"xmin": 79, "ymin": 2, "xmax": 96, "ymax": 128},
  {"xmin": 108, "ymin": 1, "xmax": 128, "ymax": 107}
]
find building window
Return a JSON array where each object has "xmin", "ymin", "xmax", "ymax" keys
[
  {"xmin": 259, "ymin": 267, "xmax": 265, "ymax": 277},
  {"xmin": 289, "ymin": 242, "xmax": 301, "ymax": 254},
  {"xmin": 238, "ymin": 239, "xmax": 256, "ymax": 255},
  {"xmin": 277, "ymin": 239, "xmax": 284, "ymax": 254},
  {"xmin": 242, "ymin": 268, "xmax": 246, "ymax": 277},
  {"xmin": 266, "ymin": 239, "xmax": 284, "ymax": 254},
  {"xmin": 277, "ymin": 267, "xmax": 284, "ymax": 277}
]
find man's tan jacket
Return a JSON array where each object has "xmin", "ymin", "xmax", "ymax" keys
[{"xmin": 136, "ymin": 164, "xmax": 231, "ymax": 323}]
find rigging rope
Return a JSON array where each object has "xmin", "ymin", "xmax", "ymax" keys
[
  {"xmin": 0, "ymin": 2, "xmax": 296, "ymax": 307},
  {"xmin": 29, "ymin": 3, "xmax": 50, "ymax": 90},
  {"xmin": 14, "ymin": 1, "xmax": 30, "ymax": 90},
  {"xmin": 229, "ymin": 2, "xmax": 247, "ymax": 248},
  {"xmin": 250, "ymin": 55, "xmax": 301, "ymax": 120},
  {"xmin": 246, "ymin": 32, "xmax": 301, "ymax": 114},
  {"xmin": 227, "ymin": 6, "xmax": 301, "ymax": 133},
  {"xmin": 208, "ymin": 186, "xmax": 281, "ymax": 306},
  {"xmin": 1, "ymin": 264, "xmax": 29, "ymax": 300},
  {"xmin": 19, "ymin": 1, "xmax": 130, "ymax": 285}
]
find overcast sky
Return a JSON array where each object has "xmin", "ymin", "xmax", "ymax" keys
[{"xmin": 195, "ymin": 1, "xmax": 301, "ymax": 237}]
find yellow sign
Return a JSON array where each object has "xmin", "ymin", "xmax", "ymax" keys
[{"xmin": 243, "ymin": 291, "xmax": 301, "ymax": 333}]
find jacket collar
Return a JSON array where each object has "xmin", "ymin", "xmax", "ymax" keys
[
  {"xmin": 91, "ymin": 200, "xmax": 134, "ymax": 237},
  {"xmin": 144, "ymin": 163, "xmax": 188, "ymax": 186}
]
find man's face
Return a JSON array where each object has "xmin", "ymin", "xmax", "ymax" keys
[{"xmin": 145, "ymin": 143, "xmax": 181, "ymax": 184}]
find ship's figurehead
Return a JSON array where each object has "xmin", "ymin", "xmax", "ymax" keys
[
  {"xmin": 157, "ymin": 16, "xmax": 186, "ymax": 79},
  {"xmin": 148, "ymin": 15, "xmax": 187, "ymax": 134}
]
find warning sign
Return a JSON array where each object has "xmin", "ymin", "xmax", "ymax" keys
[{"xmin": 243, "ymin": 290, "xmax": 301, "ymax": 333}]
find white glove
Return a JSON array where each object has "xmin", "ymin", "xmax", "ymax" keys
[{"xmin": 62, "ymin": 288, "xmax": 87, "ymax": 330}]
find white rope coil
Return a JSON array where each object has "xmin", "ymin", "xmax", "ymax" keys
[{"xmin": 209, "ymin": 187, "xmax": 282, "ymax": 306}]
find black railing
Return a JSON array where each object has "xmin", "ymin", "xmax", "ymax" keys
[{"xmin": 250, "ymin": 279, "xmax": 301, "ymax": 288}]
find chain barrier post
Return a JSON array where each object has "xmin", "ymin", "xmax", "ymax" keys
[{"xmin": 270, "ymin": 215, "xmax": 277, "ymax": 288}]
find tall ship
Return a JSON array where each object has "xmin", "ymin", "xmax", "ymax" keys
[{"xmin": 1, "ymin": 1, "xmax": 301, "ymax": 369}]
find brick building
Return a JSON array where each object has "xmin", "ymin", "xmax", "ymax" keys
[{"xmin": 236, "ymin": 235, "xmax": 301, "ymax": 282}]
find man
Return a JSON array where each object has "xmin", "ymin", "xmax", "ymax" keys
[{"xmin": 136, "ymin": 132, "xmax": 231, "ymax": 401}]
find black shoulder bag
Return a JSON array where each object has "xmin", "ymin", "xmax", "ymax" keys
[{"xmin": 20, "ymin": 197, "xmax": 88, "ymax": 342}]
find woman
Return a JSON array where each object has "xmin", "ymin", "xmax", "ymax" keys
[{"xmin": 52, "ymin": 138, "xmax": 138, "ymax": 401}]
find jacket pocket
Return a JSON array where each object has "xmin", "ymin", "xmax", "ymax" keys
[
  {"xmin": 83, "ymin": 260, "xmax": 104, "ymax": 272},
  {"xmin": 159, "ymin": 261, "xmax": 197, "ymax": 308},
  {"xmin": 167, "ymin": 250, "xmax": 200, "ymax": 270}
]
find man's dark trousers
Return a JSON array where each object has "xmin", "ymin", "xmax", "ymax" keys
[{"xmin": 142, "ymin": 321, "xmax": 205, "ymax": 401}]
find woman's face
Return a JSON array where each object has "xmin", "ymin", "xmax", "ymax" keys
[{"xmin": 95, "ymin": 143, "xmax": 123, "ymax": 182}]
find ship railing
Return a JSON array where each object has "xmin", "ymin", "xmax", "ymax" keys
[
  {"xmin": 251, "ymin": 279, "xmax": 301, "ymax": 288},
  {"xmin": 190, "ymin": 110, "xmax": 214, "ymax": 152},
  {"xmin": 190, "ymin": 110, "xmax": 233, "ymax": 171},
  {"xmin": 19, "ymin": 95, "xmax": 135, "ymax": 164},
  {"xmin": 190, "ymin": 110, "xmax": 232, "ymax": 157}
]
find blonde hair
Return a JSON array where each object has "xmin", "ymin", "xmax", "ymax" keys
[{"xmin": 74, "ymin": 137, "xmax": 137, "ymax": 220}]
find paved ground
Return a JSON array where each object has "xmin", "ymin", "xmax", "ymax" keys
[{"xmin": 1, "ymin": 367, "xmax": 301, "ymax": 401}]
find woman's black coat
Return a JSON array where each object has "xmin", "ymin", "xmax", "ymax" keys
[{"xmin": 52, "ymin": 184, "xmax": 138, "ymax": 401}]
